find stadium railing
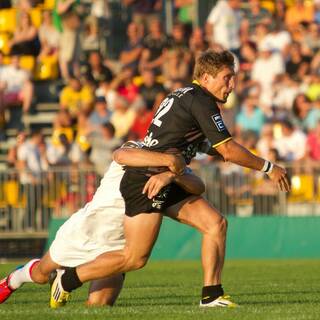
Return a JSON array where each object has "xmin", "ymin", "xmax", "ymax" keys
[{"xmin": 0, "ymin": 163, "xmax": 319, "ymax": 234}]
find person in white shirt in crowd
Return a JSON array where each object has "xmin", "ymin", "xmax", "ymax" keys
[
  {"xmin": 206, "ymin": 0, "xmax": 242, "ymax": 56},
  {"xmin": 259, "ymin": 21, "xmax": 291, "ymax": 57},
  {"xmin": 17, "ymin": 130, "xmax": 49, "ymax": 229},
  {"xmin": 89, "ymin": 122, "xmax": 122, "ymax": 176},
  {"xmin": 274, "ymin": 120, "xmax": 307, "ymax": 162},
  {"xmin": 0, "ymin": 55, "xmax": 34, "ymax": 114},
  {"xmin": 251, "ymin": 42, "xmax": 285, "ymax": 115},
  {"xmin": 38, "ymin": 10, "xmax": 60, "ymax": 58},
  {"xmin": 110, "ymin": 95, "xmax": 136, "ymax": 139}
]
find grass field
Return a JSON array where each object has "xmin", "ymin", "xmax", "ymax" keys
[{"xmin": 1, "ymin": 259, "xmax": 320, "ymax": 320}]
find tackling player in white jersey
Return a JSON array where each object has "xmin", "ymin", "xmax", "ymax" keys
[{"xmin": 0, "ymin": 142, "xmax": 204, "ymax": 306}]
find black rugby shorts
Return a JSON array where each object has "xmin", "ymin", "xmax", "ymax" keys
[{"xmin": 120, "ymin": 170, "xmax": 192, "ymax": 217}]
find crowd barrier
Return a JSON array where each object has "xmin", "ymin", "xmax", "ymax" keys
[{"xmin": 0, "ymin": 163, "xmax": 320, "ymax": 234}]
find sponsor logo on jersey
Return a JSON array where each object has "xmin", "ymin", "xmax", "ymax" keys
[
  {"xmin": 144, "ymin": 132, "xmax": 159, "ymax": 147},
  {"xmin": 211, "ymin": 114, "xmax": 226, "ymax": 132},
  {"xmin": 171, "ymin": 87, "xmax": 194, "ymax": 98}
]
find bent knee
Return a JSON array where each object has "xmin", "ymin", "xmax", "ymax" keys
[
  {"xmin": 87, "ymin": 297, "xmax": 113, "ymax": 307},
  {"xmin": 206, "ymin": 216, "xmax": 228, "ymax": 237}
]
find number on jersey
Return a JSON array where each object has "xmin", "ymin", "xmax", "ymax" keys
[{"xmin": 152, "ymin": 97, "xmax": 174, "ymax": 127}]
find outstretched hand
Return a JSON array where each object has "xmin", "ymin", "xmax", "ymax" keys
[{"xmin": 267, "ymin": 164, "xmax": 290, "ymax": 192}]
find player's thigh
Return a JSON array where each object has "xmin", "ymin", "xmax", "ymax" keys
[
  {"xmin": 165, "ymin": 195, "xmax": 225, "ymax": 234},
  {"xmin": 87, "ymin": 274, "xmax": 124, "ymax": 306},
  {"xmin": 124, "ymin": 212, "xmax": 162, "ymax": 260}
]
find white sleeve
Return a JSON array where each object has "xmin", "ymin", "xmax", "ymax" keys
[
  {"xmin": 17, "ymin": 144, "xmax": 27, "ymax": 161},
  {"xmin": 207, "ymin": 1, "xmax": 222, "ymax": 24}
]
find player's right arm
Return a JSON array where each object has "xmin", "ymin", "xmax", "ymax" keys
[{"xmin": 113, "ymin": 147, "xmax": 186, "ymax": 175}]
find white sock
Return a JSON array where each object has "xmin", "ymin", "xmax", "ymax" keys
[{"xmin": 8, "ymin": 259, "xmax": 40, "ymax": 290}]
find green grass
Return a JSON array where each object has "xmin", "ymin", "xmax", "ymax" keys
[{"xmin": 1, "ymin": 260, "xmax": 320, "ymax": 320}]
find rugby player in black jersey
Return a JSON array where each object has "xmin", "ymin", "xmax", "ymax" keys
[{"xmin": 51, "ymin": 50, "xmax": 290, "ymax": 308}]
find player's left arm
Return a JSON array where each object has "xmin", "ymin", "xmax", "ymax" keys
[
  {"xmin": 142, "ymin": 170, "xmax": 205, "ymax": 199},
  {"xmin": 215, "ymin": 139, "xmax": 290, "ymax": 192},
  {"xmin": 190, "ymin": 96, "xmax": 290, "ymax": 192}
]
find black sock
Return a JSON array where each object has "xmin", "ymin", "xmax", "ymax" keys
[
  {"xmin": 201, "ymin": 284, "xmax": 224, "ymax": 304},
  {"xmin": 60, "ymin": 267, "xmax": 83, "ymax": 292}
]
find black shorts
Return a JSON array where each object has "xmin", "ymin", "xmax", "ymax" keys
[{"xmin": 120, "ymin": 170, "xmax": 192, "ymax": 217}]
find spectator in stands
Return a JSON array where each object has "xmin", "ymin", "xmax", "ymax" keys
[
  {"xmin": 46, "ymin": 133, "xmax": 73, "ymax": 167},
  {"xmin": 206, "ymin": 0, "xmax": 242, "ymax": 55},
  {"xmin": 124, "ymin": 0, "xmax": 162, "ymax": 31},
  {"xmin": 7, "ymin": 131, "xmax": 27, "ymax": 168},
  {"xmin": 188, "ymin": 27, "xmax": 208, "ymax": 57},
  {"xmin": 285, "ymin": 0, "xmax": 314, "ymax": 31},
  {"xmin": 235, "ymin": 94, "xmax": 266, "ymax": 135},
  {"xmin": 236, "ymin": 95, "xmax": 265, "ymax": 135},
  {"xmin": 55, "ymin": 0, "xmax": 81, "ymax": 80},
  {"xmin": 273, "ymin": 0, "xmax": 287, "ymax": 28},
  {"xmin": 251, "ymin": 22, "xmax": 269, "ymax": 49},
  {"xmin": 88, "ymin": 96, "xmax": 112, "ymax": 129},
  {"xmin": 291, "ymin": 93, "xmax": 320, "ymax": 132},
  {"xmin": 81, "ymin": 16, "xmax": 100, "ymax": 54},
  {"xmin": 139, "ymin": 68, "xmax": 166, "ymax": 111},
  {"xmin": 251, "ymin": 41, "xmax": 285, "ymax": 114},
  {"xmin": 119, "ymin": 22, "xmax": 143, "ymax": 72},
  {"xmin": 129, "ymin": 96, "xmax": 153, "ymax": 141},
  {"xmin": 306, "ymin": 121, "xmax": 320, "ymax": 162},
  {"xmin": 259, "ymin": 21, "xmax": 291, "ymax": 56},
  {"xmin": 0, "ymin": 55, "xmax": 34, "ymax": 114},
  {"xmin": 162, "ymin": 48, "xmax": 190, "ymax": 89},
  {"xmin": 256, "ymin": 123, "xmax": 275, "ymax": 159},
  {"xmin": 110, "ymin": 95, "xmax": 136, "ymax": 139},
  {"xmin": 59, "ymin": 77, "xmax": 94, "ymax": 119},
  {"xmin": 242, "ymin": 0, "xmax": 272, "ymax": 36},
  {"xmin": 139, "ymin": 18, "xmax": 169, "ymax": 74},
  {"xmin": 272, "ymin": 73, "xmax": 299, "ymax": 115},
  {"xmin": 302, "ymin": 22, "xmax": 320, "ymax": 54},
  {"xmin": 110, "ymin": 66, "xmax": 139, "ymax": 104},
  {"xmin": 38, "ymin": 10, "xmax": 60, "ymax": 58},
  {"xmin": 17, "ymin": 130, "xmax": 48, "ymax": 183},
  {"xmin": 168, "ymin": 23, "xmax": 189, "ymax": 51},
  {"xmin": 17, "ymin": 130, "xmax": 48, "ymax": 228},
  {"xmin": 238, "ymin": 41, "xmax": 257, "ymax": 75},
  {"xmin": 51, "ymin": 109, "xmax": 74, "ymax": 147},
  {"xmin": 285, "ymin": 42, "xmax": 311, "ymax": 81},
  {"xmin": 274, "ymin": 120, "xmax": 307, "ymax": 162},
  {"xmin": 82, "ymin": 51, "xmax": 113, "ymax": 86},
  {"xmin": 89, "ymin": 122, "xmax": 121, "ymax": 176},
  {"xmin": 9, "ymin": 11, "xmax": 40, "ymax": 56},
  {"xmin": 95, "ymin": 80, "xmax": 117, "ymax": 111},
  {"xmin": 73, "ymin": 111, "xmax": 92, "ymax": 163}
]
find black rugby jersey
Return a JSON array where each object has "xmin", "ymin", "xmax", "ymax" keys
[{"xmin": 143, "ymin": 82, "xmax": 232, "ymax": 164}]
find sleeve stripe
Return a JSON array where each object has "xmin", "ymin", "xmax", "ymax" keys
[{"xmin": 212, "ymin": 137, "xmax": 232, "ymax": 148}]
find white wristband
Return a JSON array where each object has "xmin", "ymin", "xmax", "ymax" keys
[{"xmin": 261, "ymin": 160, "xmax": 273, "ymax": 174}]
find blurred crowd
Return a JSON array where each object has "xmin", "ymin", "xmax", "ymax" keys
[{"xmin": 2, "ymin": 0, "xmax": 320, "ymax": 180}]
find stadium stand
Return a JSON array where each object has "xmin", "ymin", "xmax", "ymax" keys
[{"xmin": 0, "ymin": 0, "xmax": 320, "ymax": 237}]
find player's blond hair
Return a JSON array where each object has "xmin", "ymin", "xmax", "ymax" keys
[{"xmin": 193, "ymin": 50, "xmax": 235, "ymax": 80}]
